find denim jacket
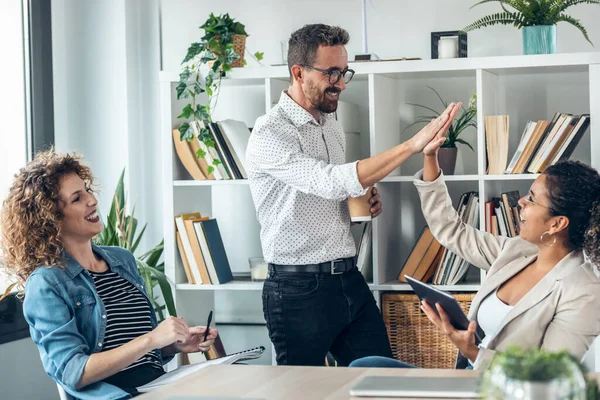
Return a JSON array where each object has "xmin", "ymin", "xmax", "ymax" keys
[{"xmin": 23, "ymin": 245, "xmax": 169, "ymax": 400}]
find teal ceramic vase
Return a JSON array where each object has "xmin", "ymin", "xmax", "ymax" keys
[{"xmin": 522, "ymin": 25, "xmax": 557, "ymax": 55}]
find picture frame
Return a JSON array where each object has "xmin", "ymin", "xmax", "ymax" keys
[{"xmin": 431, "ymin": 31, "xmax": 468, "ymax": 59}]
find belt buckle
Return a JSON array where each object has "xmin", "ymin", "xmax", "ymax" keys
[{"xmin": 330, "ymin": 259, "xmax": 344, "ymax": 275}]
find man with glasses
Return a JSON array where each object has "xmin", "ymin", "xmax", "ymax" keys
[{"xmin": 246, "ymin": 24, "xmax": 460, "ymax": 366}]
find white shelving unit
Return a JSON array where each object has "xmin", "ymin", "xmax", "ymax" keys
[{"xmin": 160, "ymin": 52, "xmax": 600, "ymax": 365}]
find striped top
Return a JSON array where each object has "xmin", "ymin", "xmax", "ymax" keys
[{"xmin": 89, "ymin": 268, "xmax": 163, "ymax": 372}]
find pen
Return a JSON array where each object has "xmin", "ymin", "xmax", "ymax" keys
[{"xmin": 203, "ymin": 310, "xmax": 213, "ymax": 343}]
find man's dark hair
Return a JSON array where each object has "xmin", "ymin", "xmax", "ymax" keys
[{"xmin": 287, "ymin": 24, "xmax": 350, "ymax": 79}]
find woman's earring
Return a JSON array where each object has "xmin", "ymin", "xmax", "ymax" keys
[{"xmin": 540, "ymin": 231, "xmax": 556, "ymax": 248}]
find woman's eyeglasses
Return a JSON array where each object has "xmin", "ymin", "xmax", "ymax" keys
[
  {"xmin": 523, "ymin": 193, "xmax": 554, "ymax": 213},
  {"xmin": 300, "ymin": 65, "xmax": 355, "ymax": 84}
]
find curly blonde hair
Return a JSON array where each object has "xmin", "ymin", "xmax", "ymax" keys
[{"xmin": 0, "ymin": 149, "xmax": 95, "ymax": 285}]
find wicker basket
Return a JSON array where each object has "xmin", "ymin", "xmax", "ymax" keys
[
  {"xmin": 382, "ymin": 292, "xmax": 476, "ymax": 369},
  {"xmin": 230, "ymin": 34, "xmax": 246, "ymax": 68},
  {"xmin": 209, "ymin": 34, "xmax": 246, "ymax": 69}
]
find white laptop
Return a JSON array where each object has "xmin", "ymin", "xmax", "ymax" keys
[{"xmin": 349, "ymin": 376, "xmax": 480, "ymax": 398}]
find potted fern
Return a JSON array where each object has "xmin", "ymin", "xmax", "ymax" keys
[
  {"xmin": 462, "ymin": 0, "xmax": 597, "ymax": 55},
  {"xmin": 404, "ymin": 87, "xmax": 477, "ymax": 175}
]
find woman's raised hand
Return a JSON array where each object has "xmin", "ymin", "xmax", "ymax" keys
[{"xmin": 410, "ymin": 102, "xmax": 461, "ymax": 155}]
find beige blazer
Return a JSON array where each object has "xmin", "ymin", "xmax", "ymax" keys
[{"xmin": 414, "ymin": 171, "xmax": 600, "ymax": 370}]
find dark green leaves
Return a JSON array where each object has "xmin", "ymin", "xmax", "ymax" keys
[
  {"xmin": 178, "ymin": 122, "xmax": 195, "ymax": 141},
  {"xmin": 465, "ymin": 0, "xmax": 597, "ymax": 39},
  {"xmin": 182, "ymin": 42, "xmax": 206, "ymax": 64}
]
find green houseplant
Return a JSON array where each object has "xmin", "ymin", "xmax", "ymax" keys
[
  {"xmin": 462, "ymin": 0, "xmax": 598, "ymax": 55},
  {"xmin": 404, "ymin": 87, "xmax": 477, "ymax": 175},
  {"xmin": 94, "ymin": 169, "xmax": 175, "ymax": 322},
  {"xmin": 175, "ymin": 13, "xmax": 262, "ymax": 177},
  {"xmin": 480, "ymin": 346, "xmax": 598, "ymax": 399}
]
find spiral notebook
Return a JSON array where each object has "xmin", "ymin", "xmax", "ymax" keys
[{"xmin": 137, "ymin": 346, "xmax": 265, "ymax": 393}]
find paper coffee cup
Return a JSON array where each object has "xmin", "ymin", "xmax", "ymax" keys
[{"xmin": 348, "ymin": 188, "xmax": 373, "ymax": 222}]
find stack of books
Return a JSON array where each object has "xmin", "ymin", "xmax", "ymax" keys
[
  {"xmin": 505, "ymin": 113, "xmax": 590, "ymax": 174},
  {"xmin": 174, "ymin": 213, "xmax": 233, "ymax": 285},
  {"xmin": 484, "ymin": 191, "xmax": 521, "ymax": 237},
  {"xmin": 397, "ymin": 191, "xmax": 479, "ymax": 285},
  {"xmin": 172, "ymin": 119, "xmax": 251, "ymax": 180}
]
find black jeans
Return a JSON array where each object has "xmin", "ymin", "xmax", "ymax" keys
[{"xmin": 262, "ymin": 267, "xmax": 393, "ymax": 366}]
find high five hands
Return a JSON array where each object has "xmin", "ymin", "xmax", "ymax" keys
[{"xmin": 410, "ymin": 102, "xmax": 462, "ymax": 156}]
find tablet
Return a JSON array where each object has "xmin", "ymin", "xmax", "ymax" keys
[
  {"xmin": 405, "ymin": 275, "xmax": 484, "ymax": 344},
  {"xmin": 350, "ymin": 376, "xmax": 480, "ymax": 398}
]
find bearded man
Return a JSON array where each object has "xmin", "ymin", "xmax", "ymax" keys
[{"xmin": 246, "ymin": 23, "xmax": 459, "ymax": 366}]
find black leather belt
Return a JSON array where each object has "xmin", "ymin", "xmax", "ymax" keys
[{"xmin": 268, "ymin": 257, "xmax": 356, "ymax": 275}]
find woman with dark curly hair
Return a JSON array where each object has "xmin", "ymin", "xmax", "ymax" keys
[
  {"xmin": 1, "ymin": 150, "xmax": 217, "ymax": 399},
  {"xmin": 351, "ymin": 134, "xmax": 600, "ymax": 370}
]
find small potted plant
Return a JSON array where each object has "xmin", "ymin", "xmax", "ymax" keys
[
  {"xmin": 404, "ymin": 87, "xmax": 476, "ymax": 175},
  {"xmin": 462, "ymin": 0, "xmax": 597, "ymax": 55},
  {"xmin": 480, "ymin": 346, "xmax": 594, "ymax": 399}
]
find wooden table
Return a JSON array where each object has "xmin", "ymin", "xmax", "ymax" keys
[{"xmin": 139, "ymin": 364, "xmax": 478, "ymax": 400}]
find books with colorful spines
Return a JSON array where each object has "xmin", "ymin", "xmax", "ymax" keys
[
  {"xmin": 183, "ymin": 216, "xmax": 212, "ymax": 285},
  {"xmin": 527, "ymin": 113, "xmax": 569, "ymax": 173},
  {"xmin": 551, "ymin": 114, "xmax": 590, "ymax": 165},
  {"xmin": 172, "ymin": 130, "xmax": 206, "ymax": 180},
  {"xmin": 506, "ymin": 121, "xmax": 536, "ymax": 174},
  {"xmin": 501, "ymin": 191, "xmax": 521, "ymax": 237},
  {"xmin": 512, "ymin": 120, "xmax": 549, "ymax": 174},
  {"xmin": 193, "ymin": 219, "xmax": 233, "ymax": 285},
  {"xmin": 397, "ymin": 226, "xmax": 435, "ymax": 282},
  {"xmin": 533, "ymin": 114, "xmax": 577, "ymax": 173},
  {"xmin": 174, "ymin": 213, "xmax": 204, "ymax": 285}
]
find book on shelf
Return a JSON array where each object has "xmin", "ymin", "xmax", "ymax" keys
[
  {"xmin": 433, "ymin": 191, "xmax": 479, "ymax": 285},
  {"xmin": 194, "ymin": 219, "xmax": 234, "ymax": 285},
  {"xmin": 484, "ymin": 190, "xmax": 521, "ymax": 238},
  {"xmin": 171, "ymin": 130, "xmax": 206, "ymax": 181},
  {"xmin": 174, "ymin": 214, "xmax": 234, "ymax": 285},
  {"xmin": 511, "ymin": 120, "xmax": 549, "ymax": 174},
  {"xmin": 397, "ymin": 226, "xmax": 444, "ymax": 284},
  {"xmin": 176, "ymin": 231, "xmax": 195, "ymax": 284},
  {"xmin": 174, "ymin": 213, "xmax": 205, "ymax": 285},
  {"xmin": 506, "ymin": 113, "xmax": 590, "ymax": 175},
  {"xmin": 196, "ymin": 120, "xmax": 230, "ymax": 179},
  {"xmin": 183, "ymin": 216, "xmax": 212, "ymax": 284},
  {"xmin": 217, "ymin": 120, "xmax": 251, "ymax": 178},
  {"xmin": 208, "ymin": 122, "xmax": 244, "ymax": 179},
  {"xmin": 172, "ymin": 119, "xmax": 252, "ymax": 181},
  {"xmin": 485, "ymin": 115, "xmax": 510, "ymax": 174}
]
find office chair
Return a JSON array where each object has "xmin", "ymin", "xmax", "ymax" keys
[{"xmin": 56, "ymin": 383, "xmax": 75, "ymax": 400}]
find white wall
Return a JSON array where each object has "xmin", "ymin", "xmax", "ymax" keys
[
  {"xmin": 52, "ymin": 0, "xmax": 163, "ymax": 253},
  {"xmin": 0, "ymin": 0, "xmax": 28, "ymax": 293},
  {"xmin": 160, "ymin": 0, "xmax": 600, "ymax": 73}
]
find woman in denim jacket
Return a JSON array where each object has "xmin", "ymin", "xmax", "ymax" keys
[{"xmin": 1, "ymin": 150, "xmax": 217, "ymax": 399}]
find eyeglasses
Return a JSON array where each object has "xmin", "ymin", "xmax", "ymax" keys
[
  {"xmin": 522, "ymin": 193, "xmax": 554, "ymax": 213},
  {"xmin": 300, "ymin": 65, "xmax": 355, "ymax": 84}
]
